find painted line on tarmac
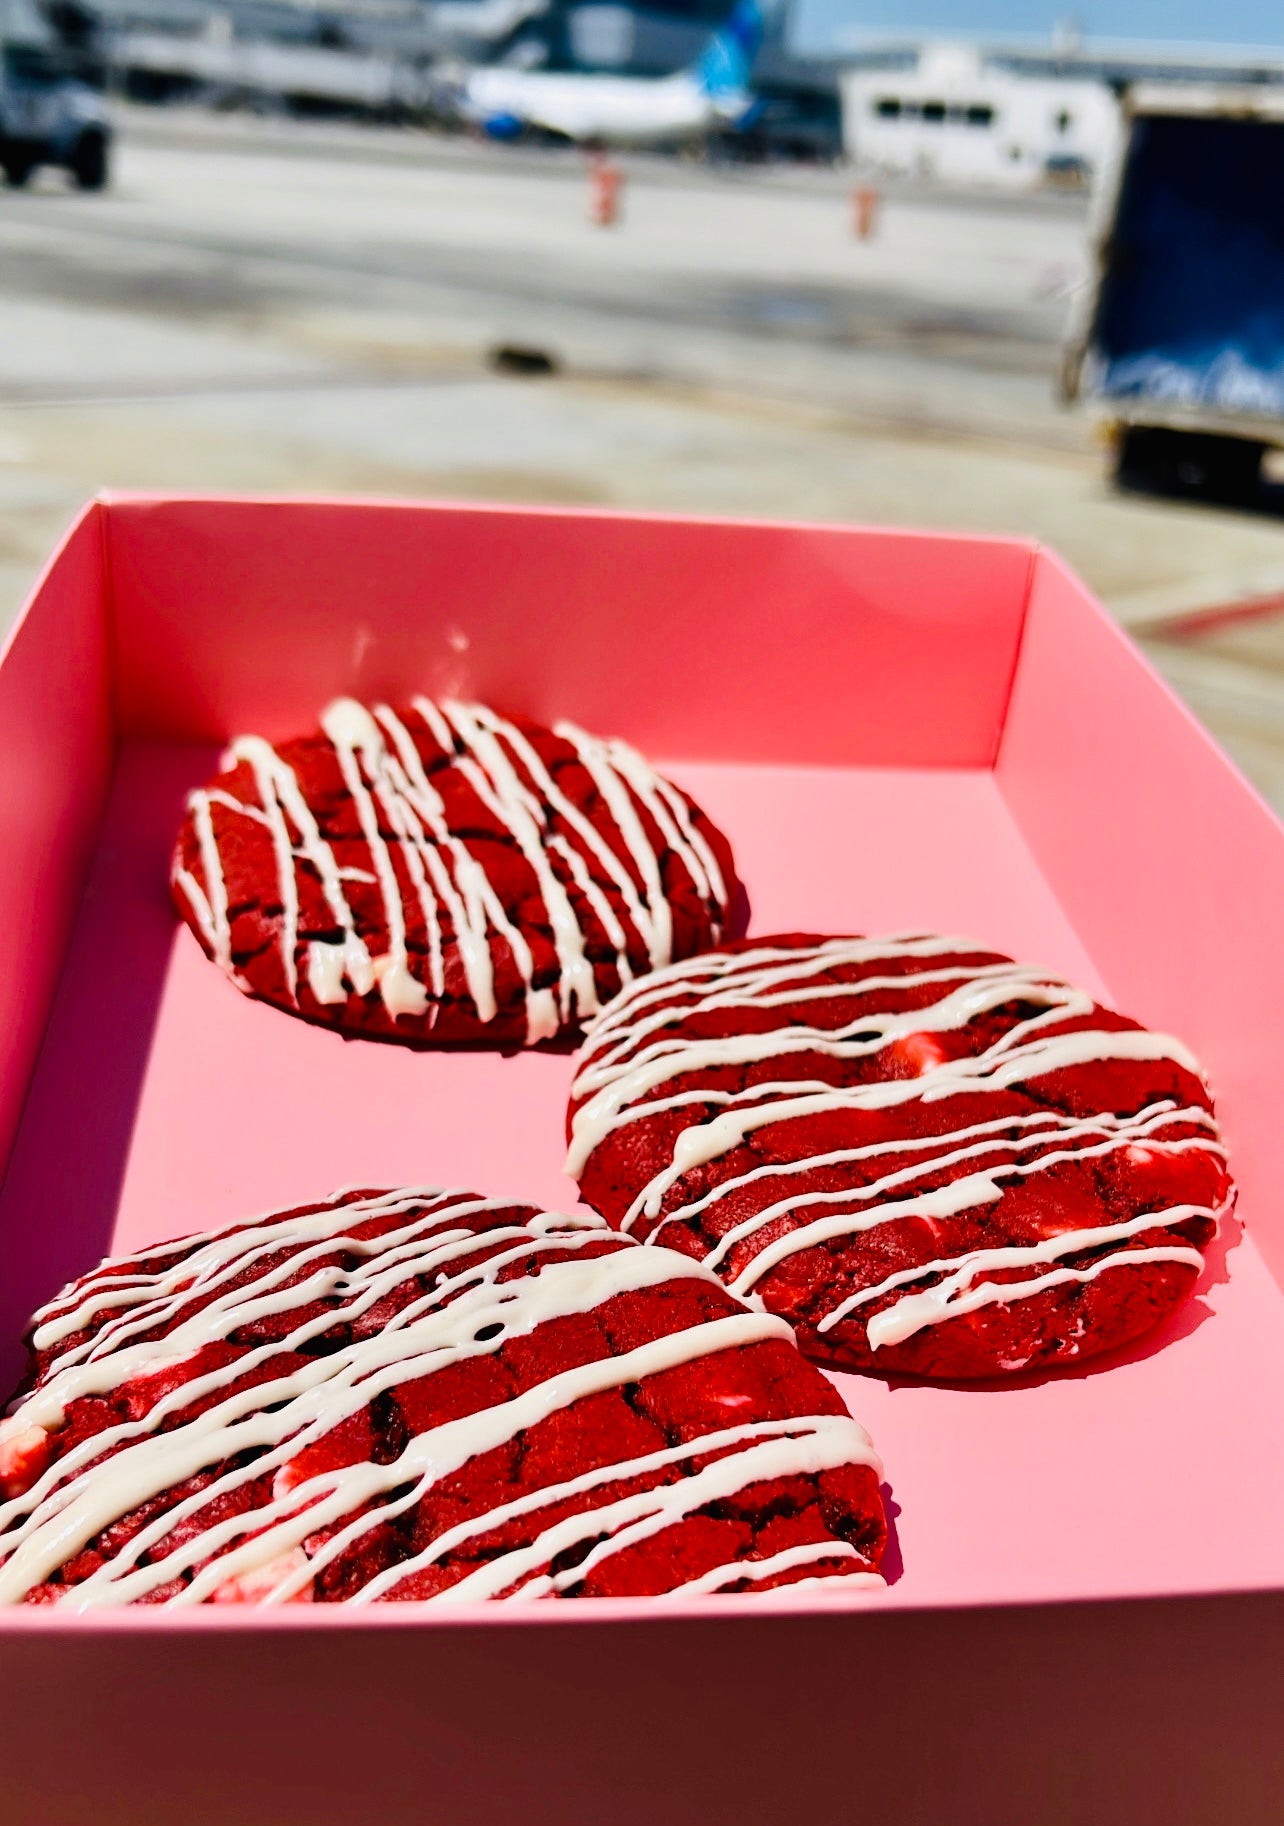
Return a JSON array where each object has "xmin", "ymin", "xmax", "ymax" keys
[{"xmin": 1147, "ymin": 592, "xmax": 1284, "ymax": 641}]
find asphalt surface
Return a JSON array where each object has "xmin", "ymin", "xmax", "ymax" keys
[{"xmin": 2, "ymin": 106, "xmax": 1284, "ymax": 807}]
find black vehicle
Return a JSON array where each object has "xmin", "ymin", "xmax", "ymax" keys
[{"xmin": 1, "ymin": 37, "xmax": 111, "ymax": 189}]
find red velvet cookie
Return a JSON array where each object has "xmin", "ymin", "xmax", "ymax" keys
[
  {"xmin": 566, "ymin": 935, "xmax": 1233, "ymax": 1380},
  {"xmin": 0, "ymin": 1188, "xmax": 886, "ymax": 1607},
  {"xmin": 172, "ymin": 699, "xmax": 736, "ymax": 1045}
]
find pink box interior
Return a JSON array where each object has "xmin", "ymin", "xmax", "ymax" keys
[{"xmin": 3, "ymin": 494, "xmax": 1283, "ymax": 1634}]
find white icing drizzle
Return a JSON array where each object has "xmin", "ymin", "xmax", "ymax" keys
[
  {"xmin": 374, "ymin": 703, "xmax": 509, "ymax": 1025},
  {"xmin": 669, "ymin": 1540, "xmax": 881, "ymax": 1597},
  {"xmin": 236, "ymin": 732, "xmax": 375, "ymax": 1006},
  {"xmin": 432, "ymin": 699, "xmax": 596, "ymax": 1028},
  {"xmin": 434, "ymin": 1418, "xmax": 871, "ymax": 1604},
  {"xmin": 553, "ymin": 721, "xmax": 728, "ymax": 967},
  {"xmin": 174, "ymin": 700, "xmax": 728, "ymax": 1041},
  {"xmin": 578, "ymin": 936, "xmax": 974, "ymax": 1074},
  {"xmin": 0, "ymin": 1190, "xmax": 880, "ymax": 1608},
  {"xmin": 861, "ymin": 1240, "xmax": 1206, "ymax": 1349},
  {"xmin": 567, "ymin": 937, "xmax": 1228, "ymax": 1353},
  {"xmin": 295, "ymin": 1415, "xmax": 853, "ymax": 1606},
  {"xmin": 734, "ymin": 1570, "xmax": 891, "ymax": 1604},
  {"xmin": 321, "ymin": 701, "xmax": 428, "ymax": 1021},
  {"xmin": 172, "ymin": 795, "xmax": 233, "ymax": 976}
]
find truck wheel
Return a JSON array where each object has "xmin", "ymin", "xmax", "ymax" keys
[
  {"xmin": 2, "ymin": 156, "xmax": 34, "ymax": 188},
  {"xmin": 69, "ymin": 131, "xmax": 108, "ymax": 192},
  {"xmin": 1116, "ymin": 426, "xmax": 1265, "ymax": 503}
]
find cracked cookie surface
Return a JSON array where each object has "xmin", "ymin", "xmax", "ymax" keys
[
  {"xmin": 566, "ymin": 934, "xmax": 1233, "ymax": 1380},
  {"xmin": 172, "ymin": 698, "xmax": 736, "ymax": 1046},
  {"xmin": 0, "ymin": 1188, "xmax": 885, "ymax": 1607}
]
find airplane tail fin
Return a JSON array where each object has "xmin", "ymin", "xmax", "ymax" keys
[{"xmin": 693, "ymin": 0, "xmax": 765, "ymax": 98}]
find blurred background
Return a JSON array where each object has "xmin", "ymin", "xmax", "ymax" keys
[{"xmin": 2, "ymin": 0, "xmax": 1284, "ymax": 804}]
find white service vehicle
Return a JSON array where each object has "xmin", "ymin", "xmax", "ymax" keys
[{"xmin": 841, "ymin": 42, "xmax": 1118, "ymax": 189}]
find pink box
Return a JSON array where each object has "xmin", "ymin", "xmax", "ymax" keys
[{"xmin": 1, "ymin": 496, "xmax": 1281, "ymax": 1824}]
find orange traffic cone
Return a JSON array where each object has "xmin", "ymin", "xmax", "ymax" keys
[
  {"xmin": 852, "ymin": 183, "xmax": 881, "ymax": 241},
  {"xmin": 588, "ymin": 154, "xmax": 624, "ymax": 227}
]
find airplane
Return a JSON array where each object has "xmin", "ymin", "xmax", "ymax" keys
[{"xmin": 459, "ymin": 0, "xmax": 766, "ymax": 148}]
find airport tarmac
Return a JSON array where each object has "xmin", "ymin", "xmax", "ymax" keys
[{"xmin": 3, "ymin": 108, "xmax": 1284, "ymax": 807}]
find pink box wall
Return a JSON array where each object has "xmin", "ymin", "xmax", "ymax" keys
[{"xmin": 0, "ymin": 496, "xmax": 1280, "ymax": 1825}]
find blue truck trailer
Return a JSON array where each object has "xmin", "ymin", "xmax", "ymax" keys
[{"xmin": 1063, "ymin": 85, "xmax": 1284, "ymax": 501}]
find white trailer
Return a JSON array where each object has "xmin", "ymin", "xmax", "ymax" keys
[{"xmin": 841, "ymin": 42, "xmax": 1119, "ymax": 190}]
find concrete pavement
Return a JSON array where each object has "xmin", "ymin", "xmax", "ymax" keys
[{"xmin": 2, "ymin": 108, "xmax": 1283, "ymax": 807}]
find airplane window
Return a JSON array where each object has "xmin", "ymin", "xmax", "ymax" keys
[
  {"xmin": 922, "ymin": 101, "xmax": 946, "ymax": 123},
  {"xmin": 965, "ymin": 104, "xmax": 994, "ymax": 127},
  {"xmin": 874, "ymin": 98, "xmax": 901, "ymax": 118},
  {"xmin": 1056, "ymin": 109, "xmax": 1073, "ymax": 133}
]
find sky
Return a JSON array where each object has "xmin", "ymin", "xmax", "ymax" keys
[{"xmin": 793, "ymin": 0, "xmax": 1284, "ymax": 50}]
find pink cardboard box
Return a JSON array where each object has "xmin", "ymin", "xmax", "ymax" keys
[{"xmin": 0, "ymin": 496, "xmax": 1281, "ymax": 1825}]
